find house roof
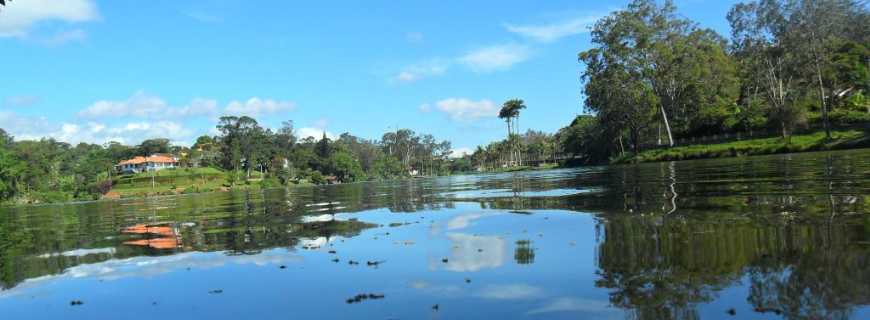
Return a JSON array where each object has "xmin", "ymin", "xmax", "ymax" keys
[{"xmin": 117, "ymin": 155, "xmax": 177, "ymax": 166}]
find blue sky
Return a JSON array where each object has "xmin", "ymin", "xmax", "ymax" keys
[{"xmin": 0, "ymin": 0, "xmax": 739, "ymax": 155}]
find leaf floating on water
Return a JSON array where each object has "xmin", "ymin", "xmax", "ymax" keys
[{"xmin": 345, "ymin": 293, "xmax": 385, "ymax": 304}]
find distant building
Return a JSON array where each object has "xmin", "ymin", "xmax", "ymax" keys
[{"xmin": 115, "ymin": 154, "xmax": 179, "ymax": 174}]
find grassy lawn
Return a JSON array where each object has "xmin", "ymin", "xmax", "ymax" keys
[
  {"xmin": 109, "ymin": 167, "xmax": 268, "ymax": 198},
  {"xmin": 614, "ymin": 129, "xmax": 870, "ymax": 164}
]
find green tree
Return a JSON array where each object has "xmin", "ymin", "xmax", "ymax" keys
[
  {"xmin": 499, "ymin": 99, "xmax": 526, "ymax": 166},
  {"xmin": 136, "ymin": 138, "xmax": 171, "ymax": 156}
]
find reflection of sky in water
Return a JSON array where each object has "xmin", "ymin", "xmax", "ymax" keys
[
  {"xmin": 1, "ymin": 203, "xmax": 624, "ymax": 319},
  {"xmin": 439, "ymin": 188, "xmax": 600, "ymax": 199},
  {"xmin": 443, "ymin": 233, "xmax": 505, "ymax": 272},
  {"xmin": 4, "ymin": 149, "xmax": 870, "ymax": 320}
]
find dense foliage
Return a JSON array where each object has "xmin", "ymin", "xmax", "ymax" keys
[
  {"xmin": 564, "ymin": 0, "xmax": 869, "ymax": 163},
  {"xmin": 0, "ymin": 117, "xmax": 455, "ymax": 204}
]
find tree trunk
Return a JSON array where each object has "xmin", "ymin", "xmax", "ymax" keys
[
  {"xmin": 781, "ymin": 120, "xmax": 789, "ymax": 141},
  {"xmin": 814, "ymin": 60, "xmax": 831, "ymax": 139},
  {"xmin": 618, "ymin": 136, "xmax": 625, "ymax": 156},
  {"xmin": 660, "ymin": 105, "xmax": 674, "ymax": 147},
  {"xmin": 631, "ymin": 128, "xmax": 640, "ymax": 155}
]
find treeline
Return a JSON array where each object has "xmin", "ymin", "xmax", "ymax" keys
[
  {"xmin": 451, "ymin": 99, "xmax": 558, "ymax": 171},
  {"xmin": 0, "ymin": 116, "xmax": 456, "ymax": 204},
  {"xmin": 562, "ymin": 0, "xmax": 869, "ymax": 163},
  {"xmin": 195, "ymin": 116, "xmax": 454, "ymax": 184},
  {"xmin": 466, "ymin": 130, "xmax": 557, "ymax": 171}
]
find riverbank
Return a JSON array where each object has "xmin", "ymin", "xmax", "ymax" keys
[
  {"xmin": 613, "ymin": 129, "xmax": 870, "ymax": 164},
  {"xmin": 105, "ymin": 167, "xmax": 296, "ymax": 199},
  {"xmin": 474, "ymin": 163, "xmax": 561, "ymax": 174}
]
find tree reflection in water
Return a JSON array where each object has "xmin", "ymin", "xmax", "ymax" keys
[
  {"xmin": 514, "ymin": 239, "xmax": 535, "ymax": 265},
  {"xmin": 596, "ymin": 214, "xmax": 870, "ymax": 319},
  {"xmin": 1, "ymin": 149, "xmax": 869, "ymax": 319}
]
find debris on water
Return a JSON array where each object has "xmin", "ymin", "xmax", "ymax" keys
[
  {"xmin": 727, "ymin": 308, "xmax": 736, "ymax": 316},
  {"xmin": 208, "ymin": 289, "xmax": 223, "ymax": 294},
  {"xmin": 754, "ymin": 307, "xmax": 782, "ymax": 315},
  {"xmin": 367, "ymin": 260, "xmax": 385, "ymax": 267},
  {"xmin": 441, "ymin": 258, "xmax": 448, "ymax": 263},
  {"xmin": 70, "ymin": 300, "xmax": 84, "ymax": 306},
  {"xmin": 345, "ymin": 293, "xmax": 386, "ymax": 304}
]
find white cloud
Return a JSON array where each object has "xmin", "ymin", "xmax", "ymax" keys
[
  {"xmin": 297, "ymin": 127, "xmax": 337, "ymax": 140},
  {"xmin": 312, "ymin": 118, "xmax": 330, "ymax": 129},
  {"xmin": 1, "ymin": 109, "xmax": 195, "ymax": 145},
  {"xmin": 443, "ymin": 233, "xmax": 505, "ymax": 272},
  {"xmin": 224, "ymin": 97, "xmax": 296, "ymax": 117},
  {"xmin": 450, "ymin": 147, "xmax": 474, "ymax": 158},
  {"xmin": 505, "ymin": 16, "xmax": 598, "ymax": 42},
  {"xmin": 68, "ymin": 121, "xmax": 193, "ymax": 145},
  {"xmin": 0, "ymin": 110, "xmax": 55, "ymax": 139},
  {"xmin": 0, "ymin": 0, "xmax": 98, "ymax": 38},
  {"xmin": 447, "ymin": 212, "xmax": 499, "ymax": 230},
  {"xmin": 4, "ymin": 92, "xmax": 297, "ymax": 146},
  {"xmin": 78, "ymin": 91, "xmax": 219, "ymax": 120},
  {"xmin": 477, "ymin": 284, "xmax": 543, "ymax": 300},
  {"xmin": 430, "ymin": 98, "xmax": 499, "ymax": 122},
  {"xmin": 0, "ymin": 249, "xmax": 302, "ymax": 299},
  {"xmin": 527, "ymin": 297, "xmax": 617, "ymax": 315},
  {"xmin": 459, "ymin": 44, "xmax": 530, "ymax": 72},
  {"xmin": 394, "ymin": 59, "xmax": 449, "ymax": 83}
]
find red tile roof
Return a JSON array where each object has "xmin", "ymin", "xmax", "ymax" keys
[{"xmin": 117, "ymin": 155, "xmax": 177, "ymax": 166}]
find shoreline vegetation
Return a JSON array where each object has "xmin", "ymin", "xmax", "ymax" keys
[
  {"xmin": 1, "ymin": 0, "xmax": 868, "ymax": 206},
  {"xmin": 613, "ymin": 129, "xmax": 870, "ymax": 164}
]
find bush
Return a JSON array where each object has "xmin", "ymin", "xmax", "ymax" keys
[
  {"xmin": 308, "ymin": 170, "xmax": 326, "ymax": 185},
  {"xmin": 260, "ymin": 177, "xmax": 283, "ymax": 189},
  {"xmin": 828, "ymin": 109, "xmax": 870, "ymax": 126}
]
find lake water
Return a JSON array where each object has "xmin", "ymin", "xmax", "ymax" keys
[{"xmin": 2, "ymin": 149, "xmax": 869, "ymax": 319}]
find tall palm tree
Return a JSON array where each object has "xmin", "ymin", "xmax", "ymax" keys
[{"xmin": 499, "ymin": 99, "xmax": 527, "ymax": 167}]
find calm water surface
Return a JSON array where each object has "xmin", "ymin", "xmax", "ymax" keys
[{"xmin": 2, "ymin": 149, "xmax": 870, "ymax": 319}]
